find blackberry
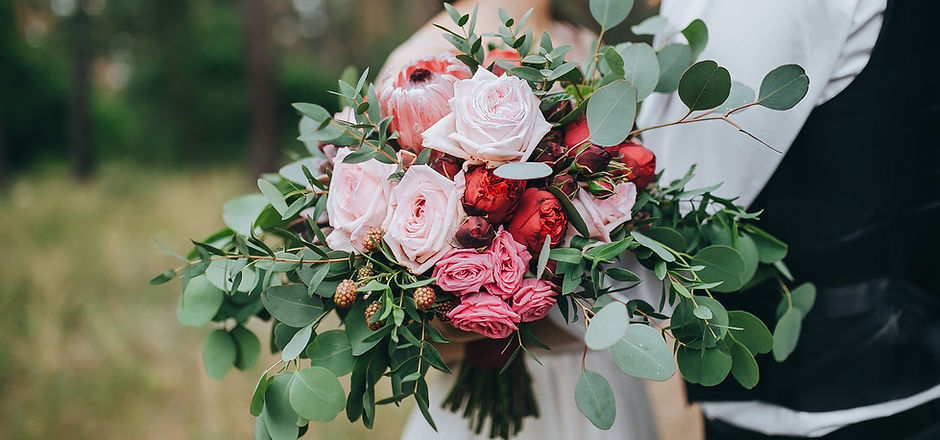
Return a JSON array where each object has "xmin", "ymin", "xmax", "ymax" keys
[
  {"xmin": 364, "ymin": 301, "xmax": 384, "ymax": 331},
  {"xmin": 333, "ymin": 279, "xmax": 357, "ymax": 308},
  {"xmin": 414, "ymin": 286, "xmax": 436, "ymax": 311},
  {"xmin": 361, "ymin": 227, "xmax": 384, "ymax": 253}
]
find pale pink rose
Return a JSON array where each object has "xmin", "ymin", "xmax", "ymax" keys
[
  {"xmin": 334, "ymin": 106, "xmax": 357, "ymax": 124},
  {"xmin": 569, "ymin": 182, "xmax": 638, "ymax": 243},
  {"xmin": 381, "ymin": 165, "xmax": 464, "ymax": 274},
  {"xmin": 447, "ymin": 292, "xmax": 520, "ymax": 339},
  {"xmin": 379, "ymin": 55, "xmax": 472, "ymax": 154},
  {"xmin": 432, "ymin": 248, "xmax": 494, "ymax": 295},
  {"xmin": 511, "ymin": 279, "xmax": 558, "ymax": 322},
  {"xmin": 421, "ymin": 68, "xmax": 552, "ymax": 165},
  {"xmin": 326, "ymin": 147, "xmax": 397, "ymax": 252},
  {"xmin": 485, "ymin": 228, "xmax": 532, "ymax": 298}
]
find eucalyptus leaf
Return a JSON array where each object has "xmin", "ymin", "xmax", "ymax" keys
[
  {"xmin": 729, "ymin": 340, "xmax": 760, "ymax": 389},
  {"xmin": 231, "ymin": 325, "xmax": 261, "ymax": 371},
  {"xmin": 289, "ymin": 367, "xmax": 346, "ymax": 422},
  {"xmin": 261, "ymin": 284, "xmax": 324, "ymax": 328},
  {"xmin": 223, "ymin": 194, "xmax": 269, "ymax": 236},
  {"xmin": 677, "ymin": 344, "xmax": 732, "ymax": 386},
  {"xmin": 654, "ymin": 44, "xmax": 692, "ymax": 93},
  {"xmin": 681, "ymin": 19, "xmax": 708, "ymax": 60},
  {"xmin": 262, "ymin": 373, "xmax": 299, "ymax": 440},
  {"xmin": 282, "ymin": 324, "xmax": 313, "ymax": 361},
  {"xmin": 727, "ymin": 310, "xmax": 773, "ymax": 355},
  {"xmin": 493, "ymin": 162, "xmax": 553, "ymax": 180},
  {"xmin": 776, "ymin": 283, "xmax": 816, "ymax": 318},
  {"xmin": 757, "ymin": 64, "xmax": 810, "ymax": 110},
  {"xmin": 258, "ymin": 178, "xmax": 288, "ymax": 216},
  {"xmin": 678, "ymin": 60, "xmax": 731, "ymax": 111},
  {"xmin": 691, "ymin": 245, "xmax": 747, "ymax": 292},
  {"xmin": 614, "ymin": 42, "xmax": 659, "ymax": 101},
  {"xmin": 587, "ymin": 80, "xmax": 637, "ymax": 147},
  {"xmin": 177, "ymin": 275, "xmax": 224, "ymax": 327},
  {"xmin": 630, "ymin": 231, "xmax": 676, "ymax": 262},
  {"xmin": 585, "ymin": 301, "xmax": 628, "ymax": 350},
  {"xmin": 203, "ymin": 329, "xmax": 237, "ymax": 380},
  {"xmin": 575, "ymin": 370, "xmax": 616, "ymax": 430},
  {"xmin": 611, "ymin": 324, "xmax": 675, "ymax": 381},
  {"xmin": 773, "ymin": 308, "xmax": 803, "ymax": 361},
  {"xmin": 630, "ymin": 15, "xmax": 667, "ymax": 36},
  {"xmin": 307, "ymin": 330, "xmax": 354, "ymax": 376}
]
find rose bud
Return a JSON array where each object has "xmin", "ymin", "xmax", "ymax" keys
[
  {"xmin": 531, "ymin": 140, "xmax": 569, "ymax": 171},
  {"xmin": 606, "ymin": 140, "xmax": 656, "ymax": 190},
  {"xmin": 505, "ymin": 188, "xmax": 568, "ymax": 253},
  {"xmin": 455, "ymin": 216, "xmax": 496, "ymax": 249},
  {"xmin": 574, "ymin": 144, "xmax": 612, "ymax": 176},
  {"xmin": 379, "ymin": 55, "xmax": 472, "ymax": 154},
  {"xmin": 483, "ymin": 48, "xmax": 521, "ymax": 76},
  {"xmin": 430, "ymin": 155, "xmax": 463, "ymax": 180},
  {"xmin": 463, "ymin": 166, "xmax": 526, "ymax": 224},
  {"xmin": 549, "ymin": 174, "xmax": 579, "ymax": 199},
  {"xmin": 543, "ymin": 98, "xmax": 574, "ymax": 123},
  {"xmin": 562, "ymin": 116, "xmax": 590, "ymax": 149},
  {"xmin": 587, "ymin": 177, "xmax": 616, "ymax": 199}
]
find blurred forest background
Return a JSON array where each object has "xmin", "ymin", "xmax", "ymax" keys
[{"xmin": 0, "ymin": 1, "xmax": 691, "ymax": 439}]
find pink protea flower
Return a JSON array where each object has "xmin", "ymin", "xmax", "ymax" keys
[{"xmin": 379, "ymin": 55, "xmax": 472, "ymax": 154}]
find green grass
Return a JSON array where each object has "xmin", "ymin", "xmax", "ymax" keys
[{"xmin": 0, "ymin": 164, "xmax": 411, "ymax": 440}]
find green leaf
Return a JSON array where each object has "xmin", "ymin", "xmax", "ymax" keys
[
  {"xmin": 778, "ymin": 283, "xmax": 816, "ymax": 318},
  {"xmin": 677, "ymin": 344, "xmax": 732, "ymax": 386},
  {"xmin": 493, "ymin": 162, "xmax": 553, "ymax": 180},
  {"xmin": 742, "ymin": 224, "xmax": 788, "ymax": 263},
  {"xmin": 714, "ymin": 81, "xmax": 755, "ymax": 114},
  {"xmin": 547, "ymin": 186, "xmax": 590, "ymax": 237},
  {"xmin": 282, "ymin": 324, "xmax": 313, "ymax": 361},
  {"xmin": 251, "ymin": 374, "xmax": 272, "ymax": 417},
  {"xmin": 289, "ymin": 367, "xmax": 346, "ymax": 422},
  {"xmin": 585, "ymin": 301, "xmax": 628, "ymax": 350},
  {"xmin": 678, "ymin": 60, "xmax": 731, "ymax": 111},
  {"xmin": 575, "ymin": 370, "xmax": 616, "ymax": 430},
  {"xmin": 261, "ymin": 284, "xmax": 325, "ymax": 328},
  {"xmin": 757, "ymin": 64, "xmax": 810, "ymax": 110},
  {"xmin": 262, "ymin": 373, "xmax": 299, "ymax": 440},
  {"xmin": 205, "ymin": 258, "xmax": 258, "ymax": 293},
  {"xmin": 151, "ymin": 269, "xmax": 176, "ymax": 285},
  {"xmin": 691, "ymin": 245, "xmax": 747, "ymax": 292},
  {"xmin": 671, "ymin": 296, "xmax": 729, "ymax": 348},
  {"xmin": 258, "ymin": 178, "xmax": 289, "ymax": 216},
  {"xmin": 306, "ymin": 330, "xmax": 354, "ymax": 376},
  {"xmin": 509, "ymin": 66, "xmax": 545, "ymax": 82},
  {"xmin": 641, "ymin": 227, "xmax": 687, "ymax": 254},
  {"xmin": 607, "ymin": 267, "xmax": 639, "ymax": 282},
  {"xmin": 727, "ymin": 311, "xmax": 773, "ymax": 355},
  {"xmin": 223, "ymin": 194, "xmax": 269, "ymax": 236},
  {"xmin": 589, "ymin": 0, "xmax": 633, "ymax": 29},
  {"xmin": 587, "ymin": 80, "xmax": 638, "ymax": 147},
  {"xmin": 773, "ymin": 308, "xmax": 803, "ymax": 361},
  {"xmin": 443, "ymin": 2, "xmax": 461, "ymax": 23},
  {"xmin": 729, "ymin": 340, "xmax": 759, "ymax": 389},
  {"xmin": 614, "ymin": 42, "xmax": 659, "ymax": 101},
  {"xmin": 231, "ymin": 325, "xmax": 261, "ymax": 371},
  {"xmin": 346, "ymin": 301, "xmax": 384, "ymax": 356},
  {"xmin": 177, "ymin": 275, "xmax": 224, "ymax": 327},
  {"xmin": 536, "ymin": 234, "xmax": 552, "ymax": 279},
  {"xmin": 631, "ymin": 231, "xmax": 676, "ymax": 262},
  {"xmin": 693, "ymin": 305, "xmax": 713, "ymax": 319},
  {"xmin": 255, "ymin": 252, "xmax": 302, "ymax": 272},
  {"xmin": 611, "ymin": 324, "xmax": 675, "ymax": 381},
  {"xmin": 654, "ymin": 44, "xmax": 692, "ymax": 93},
  {"xmin": 681, "ymin": 19, "xmax": 708, "ymax": 60},
  {"xmin": 630, "ymin": 15, "xmax": 667, "ymax": 36},
  {"xmin": 254, "ymin": 417, "xmax": 272, "ymax": 440},
  {"xmin": 549, "ymin": 247, "xmax": 583, "ymax": 264},
  {"xmin": 203, "ymin": 329, "xmax": 237, "ymax": 380}
]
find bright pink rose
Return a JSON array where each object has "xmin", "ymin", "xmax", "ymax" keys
[
  {"xmin": 381, "ymin": 165, "xmax": 463, "ymax": 274},
  {"xmin": 511, "ymin": 279, "xmax": 558, "ymax": 322},
  {"xmin": 421, "ymin": 68, "xmax": 552, "ymax": 166},
  {"xmin": 570, "ymin": 182, "xmax": 637, "ymax": 243},
  {"xmin": 483, "ymin": 48, "xmax": 521, "ymax": 76},
  {"xmin": 485, "ymin": 228, "xmax": 532, "ymax": 298},
  {"xmin": 379, "ymin": 55, "xmax": 472, "ymax": 154},
  {"xmin": 433, "ymin": 248, "xmax": 494, "ymax": 295},
  {"xmin": 326, "ymin": 147, "xmax": 397, "ymax": 252},
  {"xmin": 447, "ymin": 292, "xmax": 520, "ymax": 339}
]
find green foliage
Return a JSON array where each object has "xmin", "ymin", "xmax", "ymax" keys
[
  {"xmin": 589, "ymin": 0, "xmax": 635, "ymax": 29},
  {"xmin": 615, "ymin": 43, "xmax": 660, "ymax": 101},
  {"xmin": 654, "ymin": 44, "xmax": 692, "ymax": 93},
  {"xmin": 575, "ymin": 370, "xmax": 616, "ymax": 430},
  {"xmin": 611, "ymin": 324, "xmax": 675, "ymax": 381},
  {"xmin": 585, "ymin": 301, "xmax": 629, "ymax": 350},
  {"xmin": 203, "ymin": 329, "xmax": 237, "ymax": 380},
  {"xmin": 587, "ymin": 80, "xmax": 638, "ymax": 146},
  {"xmin": 757, "ymin": 64, "xmax": 810, "ymax": 110},
  {"xmin": 289, "ymin": 367, "xmax": 346, "ymax": 422},
  {"xmin": 678, "ymin": 61, "xmax": 732, "ymax": 111}
]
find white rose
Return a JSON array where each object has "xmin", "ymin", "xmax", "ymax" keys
[
  {"xmin": 420, "ymin": 68, "xmax": 552, "ymax": 166},
  {"xmin": 381, "ymin": 165, "xmax": 464, "ymax": 273},
  {"xmin": 570, "ymin": 182, "xmax": 637, "ymax": 243},
  {"xmin": 325, "ymin": 147, "xmax": 397, "ymax": 252}
]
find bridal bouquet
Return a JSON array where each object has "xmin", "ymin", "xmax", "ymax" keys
[{"xmin": 154, "ymin": 2, "xmax": 815, "ymax": 439}]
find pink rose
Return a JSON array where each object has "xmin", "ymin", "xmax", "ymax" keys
[
  {"xmin": 511, "ymin": 279, "xmax": 558, "ymax": 322},
  {"xmin": 379, "ymin": 55, "xmax": 472, "ymax": 154},
  {"xmin": 570, "ymin": 182, "xmax": 638, "ymax": 243},
  {"xmin": 421, "ymin": 68, "xmax": 552, "ymax": 165},
  {"xmin": 485, "ymin": 228, "xmax": 532, "ymax": 298},
  {"xmin": 433, "ymin": 248, "xmax": 494, "ymax": 295},
  {"xmin": 381, "ymin": 165, "xmax": 463, "ymax": 274},
  {"xmin": 447, "ymin": 292, "xmax": 520, "ymax": 339},
  {"xmin": 326, "ymin": 147, "xmax": 397, "ymax": 252}
]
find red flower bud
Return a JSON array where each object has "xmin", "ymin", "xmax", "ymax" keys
[
  {"xmin": 606, "ymin": 140, "xmax": 656, "ymax": 190},
  {"xmin": 549, "ymin": 174, "xmax": 579, "ymax": 199},
  {"xmin": 563, "ymin": 116, "xmax": 590, "ymax": 149},
  {"xmin": 430, "ymin": 155, "xmax": 463, "ymax": 180},
  {"xmin": 587, "ymin": 177, "xmax": 616, "ymax": 198},
  {"xmin": 532, "ymin": 140, "xmax": 569, "ymax": 171},
  {"xmin": 463, "ymin": 166, "xmax": 526, "ymax": 224},
  {"xmin": 455, "ymin": 217, "xmax": 496, "ymax": 249},
  {"xmin": 505, "ymin": 188, "xmax": 568, "ymax": 253},
  {"xmin": 575, "ymin": 145, "xmax": 612, "ymax": 175}
]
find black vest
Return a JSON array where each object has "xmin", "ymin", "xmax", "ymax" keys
[{"xmin": 687, "ymin": 0, "xmax": 940, "ymax": 411}]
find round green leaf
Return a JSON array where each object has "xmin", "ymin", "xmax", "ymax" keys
[
  {"xmin": 729, "ymin": 340, "xmax": 759, "ymax": 389},
  {"xmin": 693, "ymin": 305, "xmax": 713, "ymax": 320},
  {"xmin": 681, "ymin": 19, "xmax": 708, "ymax": 60},
  {"xmin": 261, "ymin": 284, "xmax": 324, "ymax": 328},
  {"xmin": 671, "ymin": 296, "xmax": 729, "ymax": 349},
  {"xmin": 757, "ymin": 64, "xmax": 810, "ymax": 110},
  {"xmin": 585, "ymin": 301, "xmax": 628, "ymax": 350},
  {"xmin": 281, "ymin": 324, "xmax": 313, "ymax": 362},
  {"xmin": 203, "ymin": 329, "xmax": 237, "ymax": 380},
  {"xmin": 714, "ymin": 81, "xmax": 756, "ymax": 114},
  {"xmin": 630, "ymin": 15, "xmax": 667, "ymax": 36},
  {"xmin": 306, "ymin": 330, "xmax": 354, "ymax": 376},
  {"xmin": 288, "ymin": 367, "xmax": 346, "ymax": 422},
  {"xmin": 641, "ymin": 227, "xmax": 687, "ymax": 254},
  {"xmin": 773, "ymin": 308, "xmax": 803, "ymax": 361},
  {"xmin": 654, "ymin": 44, "xmax": 692, "ymax": 93},
  {"xmin": 575, "ymin": 370, "xmax": 616, "ymax": 430},
  {"xmin": 735, "ymin": 234, "xmax": 760, "ymax": 286},
  {"xmin": 727, "ymin": 310, "xmax": 773, "ymax": 355},
  {"xmin": 279, "ymin": 158, "xmax": 322, "ymax": 185},
  {"xmin": 587, "ymin": 80, "xmax": 638, "ymax": 147},
  {"xmin": 255, "ymin": 252, "xmax": 302, "ymax": 272},
  {"xmin": 273, "ymin": 323, "xmax": 299, "ymax": 351},
  {"xmin": 231, "ymin": 325, "xmax": 261, "ymax": 371},
  {"xmin": 677, "ymin": 344, "xmax": 732, "ymax": 386},
  {"xmin": 262, "ymin": 373, "xmax": 299, "ymax": 440},
  {"xmin": 346, "ymin": 300, "xmax": 384, "ymax": 356},
  {"xmin": 678, "ymin": 60, "xmax": 731, "ymax": 111},
  {"xmin": 776, "ymin": 283, "xmax": 816, "ymax": 318},
  {"xmin": 691, "ymin": 245, "xmax": 747, "ymax": 292},
  {"xmin": 205, "ymin": 259, "xmax": 258, "ymax": 293},
  {"xmin": 177, "ymin": 275, "xmax": 224, "ymax": 327},
  {"xmin": 223, "ymin": 194, "xmax": 269, "ymax": 236},
  {"xmin": 493, "ymin": 162, "xmax": 553, "ymax": 180},
  {"xmin": 615, "ymin": 43, "xmax": 659, "ymax": 101},
  {"xmin": 611, "ymin": 324, "xmax": 675, "ymax": 381},
  {"xmin": 589, "ymin": 0, "xmax": 634, "ymax": 29},
  {"xmin": 744, "ymin": 226, "xmax": 788, "ymax": 263},
  {"xmin": 254, "ymin": 417, "xmax": 273, "ymax": 440}
]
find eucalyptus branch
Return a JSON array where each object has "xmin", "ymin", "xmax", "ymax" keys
[{"xmin": 630, "ymin": 114, "xmax": 782, "ymax": 154}]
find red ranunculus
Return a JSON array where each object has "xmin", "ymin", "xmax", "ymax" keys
[
  {"xmin": 505, "ymin": 188, "xmax": 567, "ymax": 253},
  {"xmin": 462, "ymin": 166, "xmax": 526, "ymax": 224},
  {"xmin": 483, "ymin": 49, "xmax": 521, "ymax": 76},
  {"xmin": 606, "ymin": 140, "xmax": 656, "ymax": 190}
]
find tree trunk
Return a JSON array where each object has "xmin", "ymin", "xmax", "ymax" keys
[
  {"xmin": 68, "ymin": 1, "xmax": 93, "ymax": 179},
  {"xmin": 242, "ymin": 0, "xmax": 278, "ymax": 175}
]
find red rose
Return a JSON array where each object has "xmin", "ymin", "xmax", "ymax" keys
[
  {"xmin": 606, "ymin": 140, "xmax": 656, "ymax": 190},
  {"xmin": 430, "ymin": 155, "xmax": 463, "ymax": 180},
  {"xmin": 562, "ymin": 116, "xmax": 590, "ymax": 149},
  {"xmin": 462, "ymin": 166, "xmax": 526, "ymax": 224},
  {"xmin": 483, "ymin": 49, "xmax": 521, "ymax": 76},
  {"xmin": 455, "ymin": 216, "xmax": 496, "ymax": 249},
  {"xmin": 505, "ymin": 188, "xmax": 568, "ymax": 253}
]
